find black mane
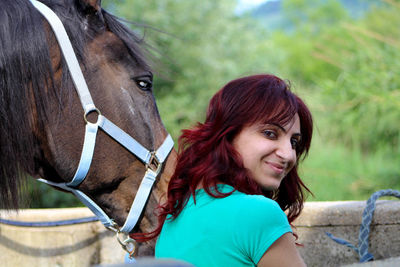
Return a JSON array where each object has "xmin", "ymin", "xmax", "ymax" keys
[{"xmin": 0, "ymin": 0, "xmax": 149, "ymax": 209}]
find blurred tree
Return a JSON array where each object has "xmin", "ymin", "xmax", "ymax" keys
[
  {"xmin": 283, "ymin": 0, "xmax": 349, "ymax": 34},
  {"xmin": 26, "ymin": 179, "xmax": 82, "ymax": 208},
  {"xmin": 259, "ymin": 0, "xmax": 400, "ymax": 153},
  {"xmin": 276, "ymin": 0, "xmax": 400, "ymax": 197},
  {"xmin": 312, "ymin": 1, "xmax": 400, "ymax": 152},
  {"xmin": 104, "ymin": 0, "xmax": 278, "ymax": 139}
]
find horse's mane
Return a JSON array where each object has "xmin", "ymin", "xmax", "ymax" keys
[{"xmin": 0, "ymin": 0, "xmax": 149, "ymax": 209}]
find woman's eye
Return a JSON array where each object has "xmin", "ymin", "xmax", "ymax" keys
[
  {"xmin": 136, "ymin": 79, "xmax": 153, "ymax": 91},
  {"xmin": 291, "ymin": 138, "xmax": 299, "ymax": 149},
  {"xmin": 263, "ymin": 130, "xmax": 277, "ymax": 139}
]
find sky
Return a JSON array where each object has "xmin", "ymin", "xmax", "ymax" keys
[{"xmin": 236, "ymin": 0, "xmax": 269, "ymax": 13}]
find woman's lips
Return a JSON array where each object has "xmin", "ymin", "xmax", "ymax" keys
[{"xmin": 266, "ymin": 162, "xmax": 285, "ymax": 175}]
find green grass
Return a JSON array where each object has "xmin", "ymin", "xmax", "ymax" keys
[{"xmin": 300, "ymin": 132, "xmax": 400, "ymax": 201}]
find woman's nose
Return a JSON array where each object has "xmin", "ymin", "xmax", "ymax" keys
[{"xmin": 275, "ymin": 139, "xmax": 296, "ymax": 162}]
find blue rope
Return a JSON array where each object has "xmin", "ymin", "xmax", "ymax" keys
[
  {"xmin": 326, "ymin": 189, "xmax": 400, "ymax": 262},
  {"xmin": 0, "ymin": 216, "xmax": 98, "ymax": 227}
]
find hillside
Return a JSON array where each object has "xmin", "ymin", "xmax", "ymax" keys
[{"xmin": 251, "ymin": 0, "xmax": 382, "ymax": 31}]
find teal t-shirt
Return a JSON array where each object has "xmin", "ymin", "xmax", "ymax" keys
[{"xmin": 155, "ymin": 185, "xmax": 292, "ymax": 267}]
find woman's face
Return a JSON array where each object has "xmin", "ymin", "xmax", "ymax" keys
[{"xmin": 232, "ymin": 114, "xmax": 301, "ymax": 190}]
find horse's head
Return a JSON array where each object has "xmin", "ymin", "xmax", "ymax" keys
[{"xmin": 0, "ymin": 0, "xmax": 176, "ymax": 253}]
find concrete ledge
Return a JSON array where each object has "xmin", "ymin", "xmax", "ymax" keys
[
  {"xmin": 294, "ymin": 200, "xmax": 400, "ymax": 226},
  {"xmin": 1, "ymin": 200, "xmax": 399, "ymax": 266},
  {"xmin": 0, "ymin": 208, "xmax": 124, "ymax": 266},
  {"xmin": 343, "ymin": 257, "xmax": 400, "ymax": 267},
  {"xmin": 294, "ymin": 201, "xmax": 400, "ymax": 267}
]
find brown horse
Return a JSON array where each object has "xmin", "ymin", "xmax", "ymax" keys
[{"xmin": 0, "ymin": 0, "xmax": 176, "ymax": 256}]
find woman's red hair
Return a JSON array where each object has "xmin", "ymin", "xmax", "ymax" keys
[{"xmin": 135, "ymin": 74, "xmax": 313, "ymax": 242}]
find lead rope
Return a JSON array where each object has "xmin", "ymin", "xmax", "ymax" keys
[
  {"xmin": 0, "ymin": 216, "xmax": 98, "ymax": 227},
  {"xmin": 326, "ymin": 189, "xmax": 400, "ymax": 262}
]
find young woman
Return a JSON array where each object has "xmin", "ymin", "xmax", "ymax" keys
[{"xmin": 150, "ymin": 74, "xmax": 312, "ymax": 266}]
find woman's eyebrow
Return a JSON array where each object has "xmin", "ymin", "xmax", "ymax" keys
[
  {"xmin": 292, "ymin": 133, "xmax": 302, "ymax": 139},
  {"xmin": 270, "ymin": 123, "xmax": 286, "ymax": 132},
  {"xmin": 269, "ymin": 123, "xmax": 302, "ymax": 136}
]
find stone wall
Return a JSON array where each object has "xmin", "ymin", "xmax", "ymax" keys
[
  {"xmin": 0, "ymin": 200, "xmax": 399, "ymax": 266},
  {"xmin": 0, "ymin": 208, "xmax": 124, "ymax": 266},
  {"xmin": 294, "ymin": 201, "xmax": 400, "ymax": 266}
]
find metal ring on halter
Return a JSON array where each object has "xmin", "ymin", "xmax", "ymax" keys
[
  {"xmin": 116, "ymin": 231, "xmax": 138, "ymax": 257},
  {"xmin": 83, "ymin": 108, "xmax": 101, "ymax": 124},
  {"xmin": 105, "ymin": 221, "xmax": 119, "ymax": 233}
]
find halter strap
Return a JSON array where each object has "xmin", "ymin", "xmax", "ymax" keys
[
  {"xmin": 30, "ymin": 0, "xmax": 94, "ymax": 113},
  {"xmin": 30, "ymin": 0, "xmax": 174, "ymax": 233},
  {"xmin": 37, "ymin": 134, "xmax": 174, "ymax": 229}
]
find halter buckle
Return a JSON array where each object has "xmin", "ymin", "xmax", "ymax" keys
[{"xmin": 146, "ymin": 152, "xmax": 161, "ymax": 174}]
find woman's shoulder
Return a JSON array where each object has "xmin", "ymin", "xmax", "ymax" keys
[
  {"xmin": 229, "ymin": 190, "xmax": 293, "ymax": 264},
  {"xmin": 229, "ymin": 190, "xmax": 282, "ymax": 212},
  {"xmin": 210, "ymin": 187, "xmax": 289, "ymax": 227},
  {"xmin": 194, "ymin": 185, "xmax": 286, "ymax": 222}
]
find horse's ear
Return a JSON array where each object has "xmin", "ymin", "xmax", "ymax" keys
[{"xmin": 78, "ymin": 0, "xmax": 102, "ymax": 13}]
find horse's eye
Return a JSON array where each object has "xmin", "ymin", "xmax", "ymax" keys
[{"xmin": 136, "ymin": 79, "xmax": 152, "ymax": 91}]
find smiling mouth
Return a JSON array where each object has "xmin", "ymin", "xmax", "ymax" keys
[{"xmin": 266, "ymin": 162, "xmax": 285, "ymax": 175}]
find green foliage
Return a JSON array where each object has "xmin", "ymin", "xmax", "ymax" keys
[
  {"xmin": 276, "ymin": 0, "xmax": 400, "ymax": 200},
  {"xmin": 301, "ymin": 133, "xmax": 400, "ymax": 201},
  {"xmin": 320, "ymin": 6, "xmax": 400, "ymax": 152},
  {"xmin": 104, "ymin": 0, "xmax": 277, "ymax": 139},
  {"xmin": 24, "ymin": 178, "xmax": 82, "ymax": 208},
  {"xmin": 283, "ymin": 0, "xmax": 349, "ymax": 33}
]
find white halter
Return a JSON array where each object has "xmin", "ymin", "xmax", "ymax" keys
[{"xmin": 30, "ymin": 0, "xmax": 174, "ymax": 234}]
